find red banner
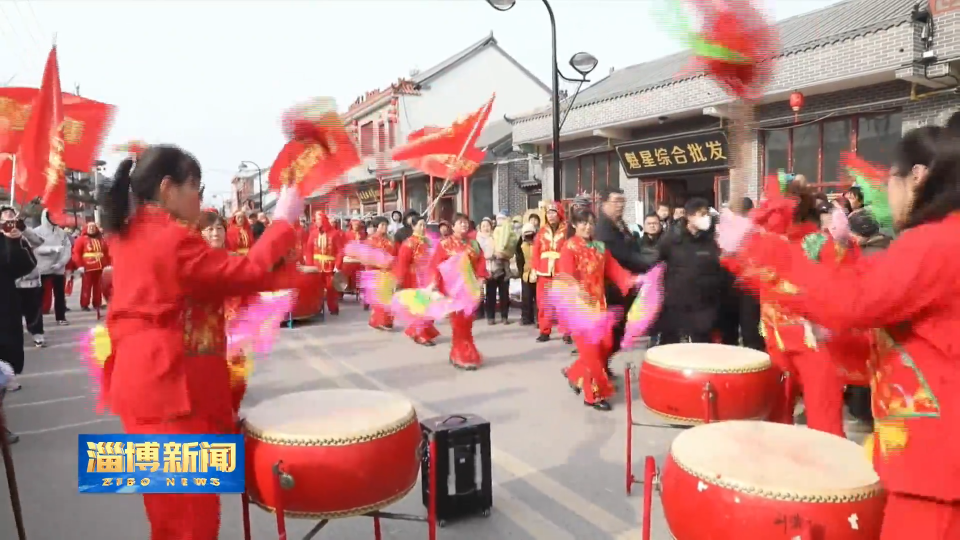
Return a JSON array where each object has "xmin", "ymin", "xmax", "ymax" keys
[
  {"xmin": 0, "ymin": 86, "xmax": 115, "ymax": 171},
  {"xmin": 391, "ymin": 94, "xmax": 494, "ymax": 162}
]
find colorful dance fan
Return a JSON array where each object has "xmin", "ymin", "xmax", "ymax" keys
[
  {"xmin": 229, "ymin": 290, "xmax": 297, "ymax": 359},
  {"xmin": 359, "ymin": 270, "xmax": 398, "ymax": 308},
  {"xmin": 268, "ymin": 97, "xmax": 360, "ymax": 198},
  {"xmin": 543, "ymin": 275, "xmax": 619, "ymax": 345},
  {"xmin": 841, "ymin": 151, "xmax": 894, "ymax": 233},
  {"xmin": 621, "ymin": 264, "xmax": 666, "ymax": 350},
  {"xmin": 80, "ymin": 324, "xmax": 112, "ymax": 413},
  {"xmin": 390, "ymin": 288, "xmax": 460, "ymax": 331},
  {"xmin": 415, "ymin": 231, "xmax": 442, "ymax": 288},
  {"xmin": 658, "ymin": 0, "xmax": 778, "ymax": 99},
  {"xmin": 343, "ymin": 241, "xmax": 394, "ymax": 269},
  {"xmin": 438, "ymin": 252, "xmax": 483, "ymax": 314}
]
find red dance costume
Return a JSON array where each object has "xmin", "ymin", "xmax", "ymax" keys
[
  {"xmin": 392, "ymin": 233, "xmax": 440, "ymax": 344},
  {"xmin": 558, "ymin": 236, "xmax": 634, "ymax": 404},
  {"xmin": 755, "ymin": 222, "xmax": 853, "ymax": 437},
  {"xmin": 365, "ymin": 232, "xmax": 396, "ymax": 329},
  {"xmin": 103, "ymin": 205, "xmax": 297, "ymax": 540},
  {"xmin": 72, "ymin": 228, "xmax": 110, "ymax": 309},
  {"xmin": 428, "ymin": 234, "xmax": 488, "ymax": 369},
  {"xmin": 531, "ymin": 204, "xmax": 566, "ymax": 337},
  {"xmin": 733, "ymin": 213, "xmax": 960, "ymax": 539},
  {"xmin": 339, "ymin": 220, "xmax": 367, "ymax": 292},
  {"xmin": 306, "ymin": 213, "xmax": 341, "ymax": 314},
  {"xmin": 226, "ymin": 215, "xmax": 253, "ymax": 255}
]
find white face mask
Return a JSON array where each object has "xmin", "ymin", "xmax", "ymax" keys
[{"xmin": 692, "ymin": 215, "xmax": 712, "ymax": 231}]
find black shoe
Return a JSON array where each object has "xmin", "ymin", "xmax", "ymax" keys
[
  {"xmin": 520, "ymin": 320, "xmax": 534, "ymax": 326},
  {"xmin": 501, "ymin": 317, "xmax": 512, "ymax": 325},
  {"xmin": 57, "ymin": 320, "xmax": 69, "ymax": 326},
  {"xmin": 606, "ymin": 368, "xmax": 617, "ymax": 379},
  {"xmin": 562, "ymin": 335, "xmax": 573, "ymax": 345},
  {"xmin": 487, "ymin": 319, "xmax": 497, "ymax": 326},
  {"xmin": 330, "ymin": 310, "xmax": 339, "ymax": 316},
  {"xmin": 81, "ymin": 307, "xmax": 91, "ymax": 312},
  {"xmin": 363, "ymin": 304, "xmax": 370, "ymax": 311},
  {"xmin": 570, "ymin": 348, "xmax": 578, "ymax": 356},
  {"xmin": 536, "ymin": 333, "xmax": 550, "ymax": 342},
  {"xmin": 587, "ymin": 400, "xmax": 612, "ymax": 412}
]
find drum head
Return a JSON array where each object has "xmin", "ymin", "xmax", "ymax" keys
[
  {"xmin": 244, "ymin": 389, "xmax": 416, "ymax": 445},
  {"xmin": 670, "ymin": 421, "xmax": 880, "ymax": 500},
  {"xmin": 645, "ymin": 343, "xmax": 770, "ymax": 373}
]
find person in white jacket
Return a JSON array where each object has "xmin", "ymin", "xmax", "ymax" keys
[
  {"xmin": 33, "ymin": 209, "xmax": 72, "ymax": 325},
  {"xmin": 15, "ymin": 223, "xmax": 45, "ymax": 348}
]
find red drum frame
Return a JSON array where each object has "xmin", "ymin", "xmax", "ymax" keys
[
  {"xmin": 240, "ymin": 433, "xmax": 439, "ymax": 540},
  {"xmin": 623, "ymin": 361, "xmax": 791, "ymax": 540}
]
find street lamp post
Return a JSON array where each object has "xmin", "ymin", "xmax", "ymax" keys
[
  {"xmin": 486, "ymin": 0, "xmax": 598, "ymax": 202},
  {"xmin": 238, "ymin": 161, "xmax": 263, "ymax": 210}
]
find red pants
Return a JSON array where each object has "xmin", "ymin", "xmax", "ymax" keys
[
  {"xmin": 882, "ymin": 493, "xmax": 960, "ymax": 540},
  {"xmin": 449, "ymin": 311, "xmax": 481, "ymax": 368},
  {"xmin": 567, "ymin": 335, "xmax": 614, "ymax": 404},
  {"xmin": 121, "ymin": 414, "xmax": 224, "ymax": 540},
  {"xmin": 768, "ymin": 346, "xmax": 845, "ymax": 437},
  {"xmin": 405, "ymin": 323, "xmax": 439, "ymax": 343},
  {"xmin": 536, "ymin": 277, "xmax": 555, "ymax": 335},
  {"xmin": 369, "ymin": 306, "xmax": 393, "ymax": 329},
  {"xmin": 341, "ymin": 262, "xmax": 361, "ymax": 292},
  {"xmin": 317, "ymin": 272, "xmax": 339, "ymax": 313},
  {"xmin": 80, "ymin": 270, "xmax": 103, "ymax": 309}
]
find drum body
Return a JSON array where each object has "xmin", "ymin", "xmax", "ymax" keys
[
  {"xmin": 640, "ymin": 344, "xmax": 778, "ymax": 424},
  {"xmin": 244, "ymin": 389, "xmax": 422, "ymax": 518},
  {"xmin": 291, "ymin": 266, "xmax": 322, "ymax": 320},
  {"xmin": 101, "ymin": 267, "xmax": 114, "ymax": 302},
  {"xmin": 661, "ymin": 421, "xmax": 885, "ymax": 540}
]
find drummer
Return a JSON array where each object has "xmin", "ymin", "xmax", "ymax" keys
[
  {"xmin": 97, "ymin": 145, "xmax": 306, "ymax": 539},
  {"xmin": 718, "ymin": 116, "xmax": 960, "ymax": 537}
]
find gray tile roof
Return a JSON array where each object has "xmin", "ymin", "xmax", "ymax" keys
[
  {"xmin": 475, "ymin": 118, "xmax": 513, "ymax": 148},
  {"xmin": 515, "ymin": 0, "xmax": 916, "ymax": 121},
  {"xmin": 414, "ymin": 32, "xmax": 549, "ymax": 93}
]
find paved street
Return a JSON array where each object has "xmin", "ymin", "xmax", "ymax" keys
[{"xmin": 0, "ymin": 292, "xmax": 680, "ymax": 539}]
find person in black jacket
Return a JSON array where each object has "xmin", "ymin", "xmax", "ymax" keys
[
  {"xmin": 595, "ymin": 189, "xmax": 657, "ymax": 365},
  {"xmin": 1, "ymin": 205, "xmax": 38, "ymax": 444},
  {"xmin": 715, "ymin": 197, "xmax": 765, "ymax": 350},
  {"xmin": 656, "ymin": 197, "xmax": 726, "ymax": 344}
]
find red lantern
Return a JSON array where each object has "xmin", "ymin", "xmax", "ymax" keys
[{"xmin": 789, "ymin": 91, "xmax": 804, "ymax": 121}]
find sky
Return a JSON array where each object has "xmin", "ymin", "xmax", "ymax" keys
[{"xmin": 0, "ymin": 0, "xmax": 843, "ymax": 204}]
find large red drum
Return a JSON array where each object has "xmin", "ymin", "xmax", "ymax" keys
[
  {"xmin": 243, "ymin": 389, "xmax": 423, "ymax": 518},
  {"xmin": 640, "ymin": 343, "xmax": 779, "ymax": 424},
  {"xmin": 101, "ymin": 267, "xmax": 114, "ymax": 302},
  {"xmin": 661, "ymin": 420, "xmax": 885, "ymax": 539},
  {"xmin": 290, "ymin": 266, "xmax": 323, "ymax": 320}
]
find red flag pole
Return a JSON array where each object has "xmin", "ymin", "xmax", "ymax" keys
[{"xmin": 423, "ymin": 95, "xmax": 494, "ymax": 217}]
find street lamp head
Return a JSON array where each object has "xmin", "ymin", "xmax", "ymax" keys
[
  {"xmin": 569, "ymin": 52, "xmax": 599, "ymax": 78},
  {"xmin": 238, "ymin": 162, "xmax": 249, "ymax": 170},
  {"xmin": 486, "ymin": 0, "xmax": 516, "ymax": 11}
]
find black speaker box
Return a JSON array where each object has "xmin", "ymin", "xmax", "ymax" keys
[{"xmin": 420, "ymin": 414, "xmax": 493, "ymax": 525}]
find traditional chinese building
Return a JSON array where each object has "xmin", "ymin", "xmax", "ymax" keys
[
  {"xmin": 309, "ymin": 32, "xmax": 550, "ymax": 222},
  {"xmin": 511, "ymin": 0, "xmax": 960, "ymax": 224}
]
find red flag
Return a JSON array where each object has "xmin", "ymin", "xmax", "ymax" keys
[
  {"xmin": 15, "ymin": 47, "xmax": 66, "ymax": 217},
  {"xmin": 403, "ymin": 129, "xmax": 486, "ymax": 179},
  {"xmin": 391, "ymin": 94, "xmax": 494, "ymax": 162},
  {"xmin": 0, "ymin": 87, "xmax": 115, "ymax": 171}
]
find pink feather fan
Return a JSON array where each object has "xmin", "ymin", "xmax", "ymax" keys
[
  {"xmin": 543, "ymin": 275, "xmax": 621, "ymax": 345},
  {"xmin": 620, "ymin": 264, "xmax": 666, "ymax": 350},
  {"xmin": 343, "ymin": 241, "xmax": 394, "ymax": 268}
]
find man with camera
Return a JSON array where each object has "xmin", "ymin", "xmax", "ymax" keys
[{"xmin": 1, "ymin": 205, "xmax": 40, "ymax": 443}]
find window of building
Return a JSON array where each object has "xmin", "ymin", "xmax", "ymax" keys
[
  {"xmin": 527, "ymin": 191, "xmax": 542, "ymax": 209},
  {"xmin": 387, "ymin": 119, "xmax": 396, "ymax": 149},
  {"xmin": 761, "ymin": 112, "xmax": 902, "ymax": 194},
  {"xmin": 376, "ymin": 121, "xmax": 386, "ymax": 153},
  {"xmin": 559, "ymin": 151, "xmax": 621, "ymax": 204},
  {"xmin": 359, "ymin": 121, "xmax": 375, "ymax": 156},
  {"xmin": 405, "ymin": 178, "xmax": 428, "ymax": 214},
  {"xmin": 469, "ymin": 175, "xmax": 493, "ymax": 220}
]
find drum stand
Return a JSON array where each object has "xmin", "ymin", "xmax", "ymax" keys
[
  {"xmin": 241, "ymin": 434, "xmax": 439, "ymax": 540},
  {"xmin": 0, "ymin": 402, "xmax": 27, "ymax": 540}
]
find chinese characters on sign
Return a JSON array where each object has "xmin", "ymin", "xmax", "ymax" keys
[
  {"xmin": 616, "ymin": 131, "xmax": 729, "ymax": 178},
  {"xmin": 356, "ymin": 184, "xmax": 398, "ymax": 204},
  {"xmin": 78, "ymin": 434, "xmax": 245, "ymax": 494}
]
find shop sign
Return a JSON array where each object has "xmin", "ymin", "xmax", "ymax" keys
[
  {"xmin": 616, "ymin": 131, "xmax": 728, "ymax": 178},
  {"xmin": 431, "ymin": 178, "xmax": 460, "ymax": 195},
  {"xmin": 356, "ymin": 183, "xmax": 398, "ymax": 204},
  {"xmin": 931, "ymin": 0, "xmax": 960, "ymax": 15}
]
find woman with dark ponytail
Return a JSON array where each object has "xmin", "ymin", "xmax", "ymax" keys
[
  {"xmin": 98, "ymin": 145, "xmax": 304, "ymax": 540},
  {"xmin": 718, "ymin": 114, "xmax": 960, "ymax": 538}
]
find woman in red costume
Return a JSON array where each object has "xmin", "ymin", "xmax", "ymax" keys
[
  {"xmin": 428, "ymin": 213, "xmax": 487, "ymax": 369},
  {"xmin": 748, "ymin": 180, "xmax": 851, "ymax": 436},
  {"xmin": 339, "ymin": 217, "xmax": 367, "ymax": 293},
  {"xmin": 366, "ymin": 216, "xmax": 396, "ymax": 330},
  {"xmin": 71, "ymin": 221, "xmax": 110, "ymax": 311},
  {"xmin": 99, "ymin": 145, "xmax": 304, "ymax": 540},
  {"xmin": 226, "ymin": 211, "xmax": 253, "ymax": 254},
  {"xmin": 306, "ymin": 211, "xmax": 341, "ymax": 316},
  {"xmin": 719, "ymin": 119, "xmax": 960, "ymax": 539},
  {"xmin": 557, "ymin": 207, "xmax": 636, "ymax": 411},
  {"xmin": 392, "ymin": 214, "xmax": 440, "ymax": 346},
  {"xmin": 531, "ymin": 202, "xmax": 570, "ymax": 343}
]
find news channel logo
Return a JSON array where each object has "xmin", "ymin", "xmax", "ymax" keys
[{"xmin": 78, "ymin": 434, "xmax": 245, "ymax": 494}]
